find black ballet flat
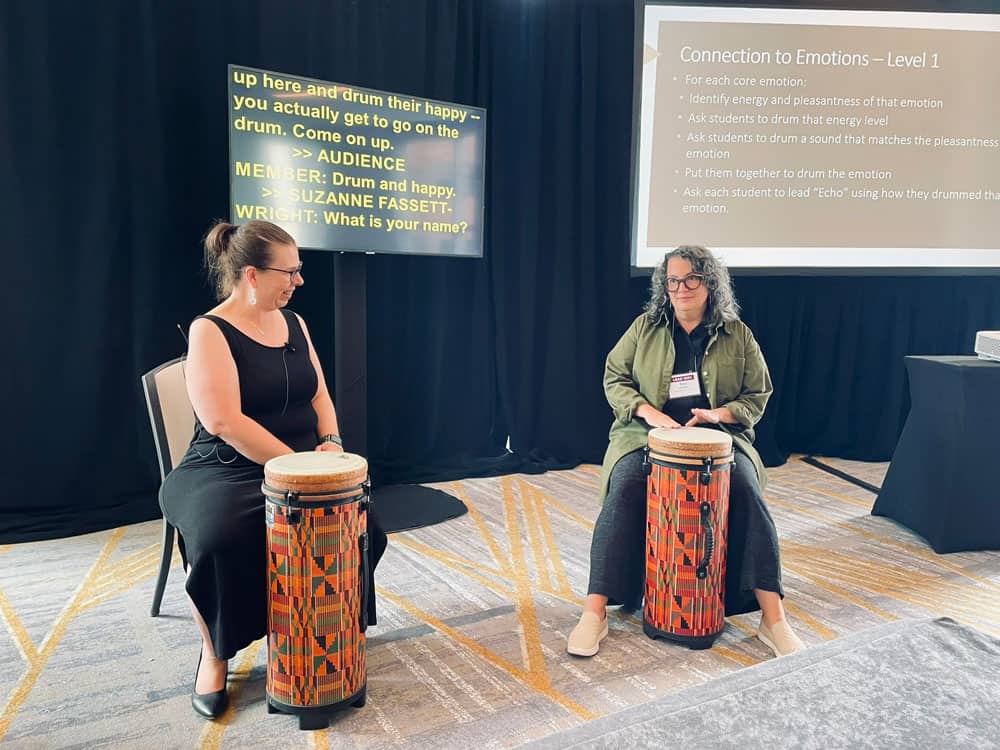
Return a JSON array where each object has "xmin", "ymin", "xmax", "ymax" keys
[{"xmin": 191, "ymin": 651, "xmax": 229, "ymax": 719}]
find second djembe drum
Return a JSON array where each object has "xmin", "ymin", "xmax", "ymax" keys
[
  {"xmin": 643, "ymin": 426, "xmax": 733, "ymax": 649},
  {"xmin": 262, "ymin": 451, "xmax": 371, "ymax": 730}
]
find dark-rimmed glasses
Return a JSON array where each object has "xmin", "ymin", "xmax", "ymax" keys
[
  {"xmin": 257, "ymin": 264, "xmax": 303, "ymax": 284},
  {"xmin": 666, "ymin": 274, "xmax": 704, "ymax": 292}
]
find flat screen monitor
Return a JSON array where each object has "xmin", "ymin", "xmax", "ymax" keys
[{"xmin": 229, "ymin": 64, "xmax": 486, "ymax": 257}]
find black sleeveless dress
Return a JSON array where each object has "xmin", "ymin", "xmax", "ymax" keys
[{"xmin": 159, "ymin": 309, "xmax": 386, "ymax": 660}]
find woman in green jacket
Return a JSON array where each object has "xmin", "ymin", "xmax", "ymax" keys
[{"xmin": 566, "ymin": 246, "xmax": 804, "ymax": 659}]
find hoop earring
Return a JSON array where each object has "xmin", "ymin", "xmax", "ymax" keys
[{"xmin": 249, "ymin": 288, "xmax": 257, "ymax": 306}]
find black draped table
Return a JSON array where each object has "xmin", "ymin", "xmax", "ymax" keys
[{"xmin": 872, "ymin": 355, "xmax": 1000, "ymax": 553}]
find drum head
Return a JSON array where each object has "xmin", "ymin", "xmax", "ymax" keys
[
  {"xmin": 264, "ymin": 451, "xmax": 368, "ymax": 495},
  {"xmin": 647, "ymin": 426, "xmax": 733, "ymax": 459}
]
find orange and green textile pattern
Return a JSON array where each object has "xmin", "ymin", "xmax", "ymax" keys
[
  {"xmin": 645, "ymin": 464, "xmax": 730, "ymax": 638},
  {"xmin": 267, "ymin": 501, "xmax": 367, "ymax": 707}
]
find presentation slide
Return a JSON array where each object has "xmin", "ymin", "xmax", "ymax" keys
[
  {"xmin": 229, "ymin": 65, "xmax": 486, "ymax": 257},
  {"xmin": 633, "ymin": 6, "xmax": 1000, "ymax": 269}
]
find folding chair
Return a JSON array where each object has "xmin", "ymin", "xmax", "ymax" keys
[{"xmin": 141, "ymin": 357, "xmax": 194, "ymax": 616}]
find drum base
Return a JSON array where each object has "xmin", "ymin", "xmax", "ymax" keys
[
  {"xmin": 643, "ymin": 619, "xmax": 722, "ymax": 650},
  {"xmin": 266, "ymin": 684, "xmax": 367, "ymax": 730}
]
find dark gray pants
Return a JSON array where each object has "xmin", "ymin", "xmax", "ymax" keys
[{"xmin": 587, "ymin": 448, "xmax": 783, "ymax": 615}]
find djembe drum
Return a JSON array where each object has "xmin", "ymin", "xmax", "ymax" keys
[
  {"xmin": 262, "ymin": 451, "xmax": 371, "ymax": 730},
  {"xmin": 643, "ymin": 426, "xmax": 733, "ymax": 649}
]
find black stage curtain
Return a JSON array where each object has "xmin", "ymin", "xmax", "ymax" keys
[
  {"xmin": 3, "ymin": 0, "xmax": 999, "ymax": 543},
  {"xmin": 3, "ymin": 0, "xmax": 509, "ymax": 541},
  {"xmin": 487, "ymin": 0, "xmax": 637, "ymax": 471},
  {"xmin": 735, "ymin": 275, "xmax": 1000, "ymax": 467}
]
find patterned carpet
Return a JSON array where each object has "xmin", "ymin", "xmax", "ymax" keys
[{"xmin": 2, "ymin": 457, "xmax": 999, "ymax": 749}]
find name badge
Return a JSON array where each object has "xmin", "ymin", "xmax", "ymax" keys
[{"xmin": 669, "ymin": 371, "xmax": 701, "ymax": 399}]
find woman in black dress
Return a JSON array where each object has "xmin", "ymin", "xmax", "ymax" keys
[{"xmin": 159, "ymin": 220, "xmax": 386, "ymax": 719}]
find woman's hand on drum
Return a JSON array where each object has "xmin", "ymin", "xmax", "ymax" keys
[
  {"xmin": 315, "ymin": 441, "xmax": 344, "ymax": 453},
  {"xmin": 685, "ymin": 407, "xmax": 726, "ymax": 427},
  {"xmin": 637, "ymin": 404, "xmax": 682, "ymax": 429}
]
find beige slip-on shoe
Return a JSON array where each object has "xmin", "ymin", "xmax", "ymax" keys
[
  {"xmin": 757, "ymin": 618, "xmax": 806, "ymax": 657},
  {"xmin": 567, "ymin": 611, "xmax": 609, "ymax": 657}
]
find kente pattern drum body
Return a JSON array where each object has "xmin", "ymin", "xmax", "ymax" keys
[
  {"xmin": 263, "ymin": 452, "xmax": 371, "ymax": 730},
  {"xmin": 644, "ymin": 426, "xmax": 733, "ymax": 650}
]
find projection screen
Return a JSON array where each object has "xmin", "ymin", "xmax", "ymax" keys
[{"xmin": 632, "ymin": 3, "xmax": 1000, "ymax": 271}]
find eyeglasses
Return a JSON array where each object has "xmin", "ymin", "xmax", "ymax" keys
[
  {"xmin": 257, "ymin": 264, "xmax": 303, "ymax": 284},
  {"xmin": 666, "ymin": 274, "xmax": 704, "ymax": 292}
]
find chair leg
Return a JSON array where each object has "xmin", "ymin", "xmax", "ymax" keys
[{"xmin": 151, "ymin": 519, "xmax": 175, "ymax": 617}]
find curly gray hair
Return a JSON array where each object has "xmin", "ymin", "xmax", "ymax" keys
[{"xmin": 644, "ymin": 246, "xmax": 740, "ymax": 329}]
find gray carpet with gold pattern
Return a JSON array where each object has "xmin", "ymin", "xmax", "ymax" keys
[{"xmin": 1, "ymin": 457, "xmax": 998, "ymax": 749}]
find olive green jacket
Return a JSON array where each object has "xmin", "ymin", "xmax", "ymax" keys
[{"xmin": 598, "ymin": 312, "xmax": 772, "ymax": 502}]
